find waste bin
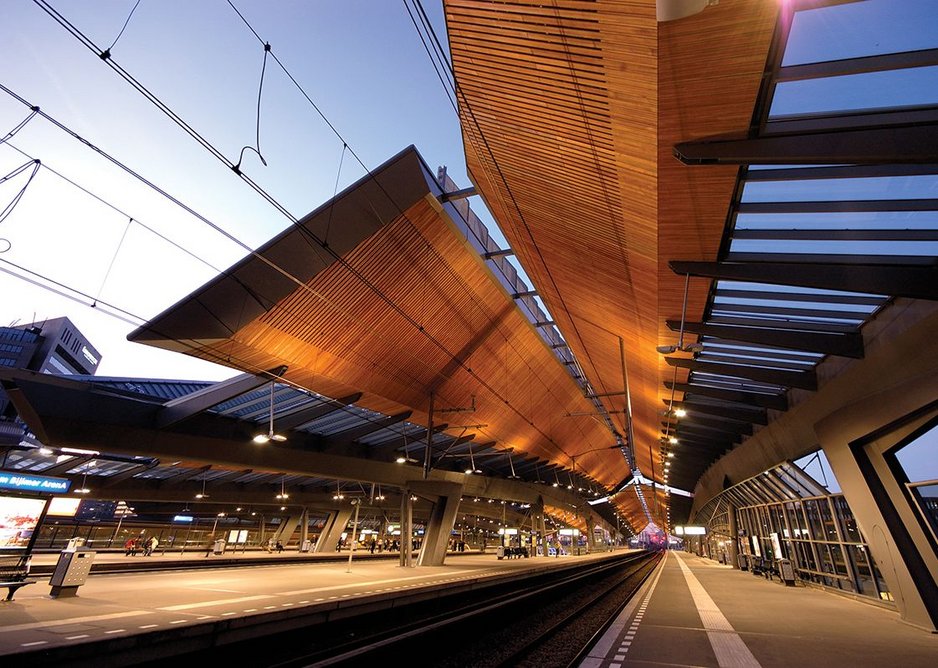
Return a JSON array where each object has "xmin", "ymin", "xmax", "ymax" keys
[
  {"xmin": 300, "ymin": 539, "xmax": 313, "ymax": 553},
  {"xmin": 778, "ymin": 558, "xmax": 796, "ymax": 586},
  {"xmin": 496, "ymin": 545, "xmax": 505, "ymax": 559},
  {"xmin": 213, "ymin": 538, "xmax": 226, "ymax": 555},
  {"xmin": 49, "ymin": 548, "xmax": 95, "ymax": 598}
]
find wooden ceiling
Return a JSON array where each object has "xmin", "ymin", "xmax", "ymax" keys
[
  {"xmin": 444, "ymin": 0, "xmax": 777, "ymax": 528},
  {"xmin": 131, "ymin": 147, "xmax": 630, "ymax": 492}
]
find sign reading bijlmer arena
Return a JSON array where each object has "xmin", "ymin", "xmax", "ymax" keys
[{"xmin": 0, "ymin": 470, "xmax": 71, "ymax": 494}]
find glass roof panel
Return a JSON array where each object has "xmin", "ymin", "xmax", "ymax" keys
[
  {"xmin": 736, "ymin": 211, "xmax": 938, "ymax": 229},
  {"xmin": 729, "ymin": 239, "xmax": 938, "ymax": 256},
  {"xmin": 741, "ymin": 175, "xmax": 938, "ymax": 202},
  {"xmin": 770, "ymin": 66, "xmax": 938, "ymax": 118},
  {"xmin": 783, "ymin": 0, "xmax": 938, "ymax": 66}
]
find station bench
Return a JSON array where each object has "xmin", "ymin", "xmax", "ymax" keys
[{"xmin": 0, "ymin": 555, "xmax": 36, "ymax": 601}]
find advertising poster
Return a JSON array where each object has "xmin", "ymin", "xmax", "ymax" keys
[{"xmin": 0, "ymin": 495, "xmax": 48, "ymax": 550}]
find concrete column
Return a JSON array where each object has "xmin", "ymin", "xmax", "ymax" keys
[
  {"xmin": 815, "ymin": 371, "xmax": 938, "ymax": 632},
  {"xmin": 273, "ymin": 514, "xmax": 300, "ymax": 544},
  {"xmin": 538, "ymin": 507, "xmax": 548, "ymax": 557},
  {"xmin": 727, "ymin": 502, "xmax": 739, "ymax": 569},
  {"xmin": 315, "ymin": 508, "xmax": 353, "ymax": 554},
  {"xmin": 417, "ymin": 483, "xmax": 464, "ymax": 567},
  {"xmin": 299, "ymin": 507, "xmax": 309, "ymax": 549},
  {"xmin": 400, "ymin": 488, "xmax": 413, "ymax": 568}
]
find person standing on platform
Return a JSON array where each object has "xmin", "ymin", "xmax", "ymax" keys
[
  {"xmin": 276, "ymin": 540, "xmax": 284, "ymax": 553},
  {"xmin": 145, "ymin": 536, "xmax": 158, "ymax": 556},
  {"xmin": 124, "ymin": 538, "xmax": 136, "ymax": 556}
]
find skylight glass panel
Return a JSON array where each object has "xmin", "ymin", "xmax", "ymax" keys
[
  {"xmin": 713, "ymin": 296, "xmax": 878, "ymax": 314},
  {"xmin": 770, "ymin": 66, "xmax": 938, "ymax": 118},
  {"xmin": 783, "ymin": 0, "xmax": 938, "ymax": 66},
  {"xmin": 729, "ymin": 238, "xmax": 938, "ymax": 256},
  {"xmin": 741, "ymin": 175, "xmax": 938, "ymax": 202},
  {"xmin": 735, "ymin": 211, "xmax": 938, "ymax": 230}
]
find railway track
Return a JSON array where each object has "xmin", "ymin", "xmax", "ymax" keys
[{"xmin": 249, "ymin": 550, "xmax": 662, "ymax": 667}]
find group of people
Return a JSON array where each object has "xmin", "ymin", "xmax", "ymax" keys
[
  {"xmin": 123, "ymin": 535, "xmax": 159, "ymax": 556},
  {"xmin": 263, "ymin": 539, "xmax": 284, "ymax": 553}
]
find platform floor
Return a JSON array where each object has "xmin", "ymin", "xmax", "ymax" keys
[
  {"xmin": 580, "ymin": 551, "xmax": 938, "ymax": 668},
  {"xmin": 3, "ymin": 550, "xmax": 936, "ymax": 665},
  {"xmin": 0, "ymin": 547, "xmax": 604, "ymax": 660}
]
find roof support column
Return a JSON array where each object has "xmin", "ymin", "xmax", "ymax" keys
[
  {"xmin": 416, "ymin": 482, "xmax": 464, "ymax": 567},
  {"xmin": 316, "ymin": 507, "xmax": 353, "ymax": 554},
  {"xmin": 536, "ymin": 501, "xmax": 547, "ymax": 558},
  {"xmin": 400, "ymin": 487, "xmax": 413, "ymax": 568},
  {"xmin": 815, "ymin": 373, "xmax": 938, "ymax": 632}
]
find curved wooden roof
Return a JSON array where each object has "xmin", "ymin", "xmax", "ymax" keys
[
  {"xmin": 131, "ymin": 146, "xmax": 630, "ymax": 493},
  {"xmin": 444, "ymin": 0, "xmax": 777, "ymax": 527}
]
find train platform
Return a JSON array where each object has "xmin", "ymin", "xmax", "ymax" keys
[
  {"xmin": 580, "ymin": 551, "xmax": 938, "ymax": 668},
  {"xmin": 0, "ymin": 546, "xmax": 611, "ymax": 663}
]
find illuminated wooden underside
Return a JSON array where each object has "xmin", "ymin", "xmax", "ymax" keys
[
  {"xmin": 130, "ymin": 147, "xmax": 630, "ymax": 489},
  {"xmin": 444, "ymin": 0, "xmax": 776, "ymax": 526}
]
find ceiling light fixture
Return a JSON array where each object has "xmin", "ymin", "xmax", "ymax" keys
[
  {"xmin": 195, "ymin": 477, "xmax": 209, "ymax": 499},
  {"xmin": 506, "ymin": 449, "xmax": 521, "ymax": 480},
  {"xmin": 656, "ymin": 273, "xmax": 703, "ymax": 354},
  {"xmin": 465, "ymin": 443, "xmax": 482, "ymax": 475},
  {"xmin": 276, "ymin": 475, "xmax": 289, "ymax": 500},
  {"xmin": 332, "ymin": 480, "xmax": 345, "ymax": 501},
  {"xmin": 396, "ymin": 429, "xmax": 418, "ymax": 464},
  {"xmin": 254, "ymin": 381, "xmax": 286, "ymax": 444}
]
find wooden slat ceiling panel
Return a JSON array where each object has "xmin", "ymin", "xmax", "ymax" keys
[
  {"xmin": 183, "ymin": 196, "xmax": 630, "ymax": 487},
  {"xmin": 447, "ymin": 0, "xmax": 659, "ymax": 504},
  {"xmin": 446, "ymin": 0, "xmax": 777, "ymax": 528},
  {"xmin": 656, "ymin": 1, "xmax": 777, "ymax": 528}
]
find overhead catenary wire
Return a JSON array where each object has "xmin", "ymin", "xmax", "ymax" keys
[
  {"xmin": 0, "ymin": 254, "xmax": 426, "ymax": 440},
  {"xmin": 0, "ymin": 159, "xmax": 41, "ymax": 227},
  {"xmin": 2, "ymin": 141, "xmax": 226, "ymax": 274},
  {"xmin": 0, "ymin": 83, "xmax": 579, "ymax": 463}
]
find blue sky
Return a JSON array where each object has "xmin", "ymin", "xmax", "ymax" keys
[{"xmin": 0, "ymin": 0, "xmax": 506, "ymax": 380}]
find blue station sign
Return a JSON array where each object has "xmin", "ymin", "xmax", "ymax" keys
[{"xmin": 0, "ymin": 470, "xmax": 72, "ymax": 494}]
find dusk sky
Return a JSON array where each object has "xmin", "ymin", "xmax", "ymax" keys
[{"xmin": 1, "ymin": 0, "xmax": 500, "ymax": 381}]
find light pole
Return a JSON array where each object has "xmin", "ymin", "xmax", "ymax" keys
[
  {"xmin": 346, "ymin": 499, "xmax": 361, "ymax": 573},
  {"xmin": 211, "ymin": 512, "xmax": 225, "ymax": 552}
]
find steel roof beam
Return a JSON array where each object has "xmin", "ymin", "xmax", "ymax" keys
[
  {"xmin": 707, "ymin": 315, "xmax": 857, "ymax": 334},
  {"xmin": 710, "ymin": 302, "xmax": 870, "ymax": 321},
  {"xmin": 697, "ymin": 353, "xmax": 814, "ymax": 372},
  {"xmin": 162, "ymin": 465, "xmax": 211, "ymax": 486},
  {"xmin": 671, "ymin": 259, "xmax": 938, "ymax": 301},
  {"xmin": 103, "ymin": 461, "xmax": 161, "ymax": 487},
  {"xmin": 673, "ymin": 424, "xmax": 743, "ymax": 443},
  {"xmin": 732, "ymin": 229, "xmax": 938, "ymax": 242},
  {"xmin": 673, "ymin": 414, "xmax": 753, "ymax": 435},
  {"xmin": 699, "ymin": 345, "xmax": 820, "ymax": 363},
  {"xmin": 669, "ymin": 320, "xmax": 863, "ymax": 358},
  {"xmin": 743, "ymin": 163, "xmax": 938, "ymax": 182},
  {"xmin": 665, "ymin": 380, "xmax": 788, "ymax": 411},
  {"xmin": 156, "ymin": 366, "xmax": 287, "ymax": 429},
  {"xmin": 713, "ymin": 289, "xmax": 883, "ymax": 306},
  {"xmin": 666, "ymin": 357, "xmax": 817, "ymax": 390},
  {"xmin": 776, "ymin": 47, "xmax": 938, "ymax": 82},
  {"xmin": 276, "ymin": 392, "xmax": 363, "ymax": 431},
  {"xmin": 41, "ymin": 454, "xmax": 95, "ymax": 476},
  {"xmin": 665, "ymin": 399, "xmax": 767, "ymax": 425},
  {"xmin": 322, "ymin": 411, "xmax": 413, "ymax": 447},
  {"xmin": 673, "ymin": 122, "xmax": 938, "ymax": 165},
  {"xmin": 736, "ymin": 200, "xmax": 938, "ymax": 215}
]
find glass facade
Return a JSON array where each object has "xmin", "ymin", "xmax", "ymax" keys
[{"xmin": 694, "ymin": 458, "xmax": 893, "ymax": 604}]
